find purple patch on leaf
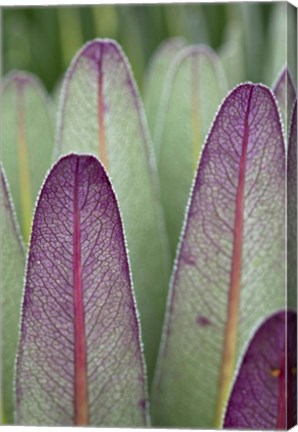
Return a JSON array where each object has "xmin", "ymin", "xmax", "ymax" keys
[
  {"xmin": 224, "ymin": 310, "xmax": 297, "ymax": 430},
  {"xmin": 83, "ymin": 40, "xmax": 103, "ymax": 65},
  {"xmin": 15, "ymin": 154, "xmax": 148, "ymax": 427},
  {"xmin": 196, "ymin": 315, "xmax": 211, "ymax": 327},
  {"xmin": 138, "ymin": 399, "xmax": 147, "ymax": 411}
]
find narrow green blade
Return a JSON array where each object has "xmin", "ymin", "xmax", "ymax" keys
[
  {"xmin": 143, "ymin": 38, "xmax": 186, "ymax": 149},
  {"xmin": 273, "ymin": 66, "xmax": 296, "ymax": 136},
  {"xmin": 2, "ymin": 72, "xmax": 55, "ymax": 243},
  {"xmin": 157, "ymin": 45, "xmax": 227, "ymax": 256},
  {"xmin": 219, "ymin": 21, "xmax": 246, "ymax": 88},
  {"xmin": 1, "ymin": 166, "xmax": 25, "ymax": 423},
  {"xmin": 265, "ymin": 3, "xmax": 297, "ymax": 86}
]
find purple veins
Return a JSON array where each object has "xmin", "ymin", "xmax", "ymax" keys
[{"xmin": 15, "ymin": 154, "xmax": 148, "ymax": 427}]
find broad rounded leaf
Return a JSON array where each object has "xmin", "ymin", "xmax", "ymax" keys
[
  {"xmin": 55, "ymin": 39, "xmax": 170, "ymax": 380},
  {"xmin": 273, "ymin": 66, "xmax": 296, "ymax": 134},
  {"xmin": 1, "ymin": 166, "xmax": 25, "ymax": 424},
  {"xmin": 224, "ymin": 311, "xmax": 297, "ymax": 429},
  {"xmin": 16, "ymin": 154, "xmax": 149, "ymax": 426},
  {"xmin": 143, "ymin": 37, "xmax": 186, "ymax": 149},
  {"xmin": 157, "ymin": 45, "xmax": 227, "ymax": 256},
  {"xmin": 152, "ymin": 84, "xmax": 286, "ymax": 428},
  {"xmin": 2, "ymin": 72, "xmax": 55, "ymax": 242}
]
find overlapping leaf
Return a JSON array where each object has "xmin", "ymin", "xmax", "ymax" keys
[
  {"xmin": 273, "ymin": 67, "xmax": 296, "ymax": 134},
  {"xmin": 2, "ymin": 72, "xmax": 55, "ymax": 242},
  {"xmin": 52, "ymin": 77, "xmax": 63, "ymax": 110},
  {"xmin": 239, "ymin": 3, "xmax": 264, "ymax": 82},
  {"xmin": 157, "ymin": 45, "xmax": 227, "ymax": 256},
  {"xmin": 143, "ymin": 37, "xmax": 185, "ymax": 148},
  {"xmin": 266, "ymin": 3, "xmax": 297, "ymax": 86},
  {"xmin": 224, "ymin": 311, "xmax": 297, "ymax": 429},
  {"xmin": 152, "ymin": 84, "xmax": 286, "ymax": 428},
  {"xmin": 15, "ymin": 154, "xmax": 149, "ymax": 426},
  {"xmin": 0, "ymin": 166, "xmax": 25, "ymax": 424},
  {"xmin": 163, "ymin": 5, "xmax": 209, "ymax": 45},
  {"xmin": 219, "ymin": 21, "xmax": 245, "ymax": 89},
  {"xmin": 55, "ymin": 39, "xmax": 170, "ymax": 381},
  {"xmin": 288, "ymin": 101, "xmax": 297, "ymax": 309}
]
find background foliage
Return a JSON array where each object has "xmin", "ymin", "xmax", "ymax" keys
[{"xmin": 3, "ymin": 2, "xmax": 278, "ymax": 92}]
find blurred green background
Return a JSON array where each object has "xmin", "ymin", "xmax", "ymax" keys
[{"xmin": 2, "ymin": 2, "xmax": 297, "ymax": 93}]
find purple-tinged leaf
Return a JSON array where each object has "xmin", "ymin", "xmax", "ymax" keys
[
  {"xmin": 1, "ymin": 166, "xmax": 25, "ymax": 424},
  {"xmin": 273, "ymin": 67, "xmax": 296, "ymax": 134},
  {"xmin": 288, "ymin": 101, "xmax": 297, "ymax": 309},
  {"xmin": 15, "ymin": 154, "xmax": 149, "ymax": 426},
  {"xmin": 152, "ymin": 84, "xmax": 286, "ymax": 428},
  {"xmin": 2, "ymin": 72, "xmax": 55, "ymax": 242},
  {"xmin": 55, "ymin": 39, "xmax": 170, "ymax": 381},
  {"xmin": 224, "ymin": 310, "xmax": 297, "ymax": 429}
]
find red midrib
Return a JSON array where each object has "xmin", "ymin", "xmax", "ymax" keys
[
  {"xmin": 276, "ymin": 353, "xmax": 286, "ymax": 429},
  {"xmin": 73, "ymin": 158, "xmax": 88, "ymax": 425},
  {"xmin": 215, "ymin": 86, "xmax": 254, "ymax": 426}
]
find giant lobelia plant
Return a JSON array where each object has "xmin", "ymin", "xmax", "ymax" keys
[{"xmin": 1, "ymin": 36, "xmax": 296, "ymax": 428}]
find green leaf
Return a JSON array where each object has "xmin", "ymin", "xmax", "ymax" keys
[
  {"xmin": 273, "ymin": 66, "xmax": 296, "ymax": 136},
  {"xmin": 239, "ymin": 3, "xmax": 264, "ymax": 82},
  {"xmin": 55, "ymin": 39, "xmax": 170, "ymax": 382},
  {"xmin": 0, "ymin": 165, "xmax": 25, "ymax": 424},
  {"xmin": 57, "ymin": 8, "xmax": 84, "ymax": 70},
  {"xmin": 157, "ymin": 45, "xmax": 227, "ymax": 256},
  {"xmin": 265, "ymin": 3, "xmax": 297, "ymax": 86},
  {"xmin": 143, "ymin": 37, "xmax": 186, "ymax": 151},
  {"xmin": 2, "ymin": 72, "xmax": 55, "ymax": 243},
  {"xmin": 164, "ymin": 5, "xmax": 209, "ymax": 44},
  {"xmin": 219, "ymin": 21, "xmax": 246, "ymax": 88},
  {"xmin": 224, "ymin": 3, "xmax": 263, "ymax": 83},
  {"xmin": 52, "ymin": 76, "xmax": 63, "ymax": 110},
  {"xmin": 152, "ymin": 84, "xmax": 286, "ymax": 428}
]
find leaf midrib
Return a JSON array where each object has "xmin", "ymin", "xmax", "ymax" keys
[
  {"xmin": 214, "ymin": 86, "xmax": 254, "ymax": 427},
  {"xmin": 17, "ymin": 81, "xmax": 32, "ymax": 242},
  {"xmin": 73, "ymin": 158, "xmax": 89, "ymax": 425}
]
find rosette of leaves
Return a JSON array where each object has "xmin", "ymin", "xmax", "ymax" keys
[{"xmin": 1, "ymin": 36, "xmax": 296, "ymax": 429}]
